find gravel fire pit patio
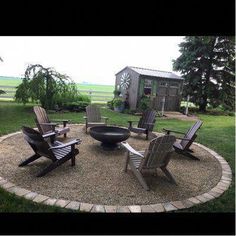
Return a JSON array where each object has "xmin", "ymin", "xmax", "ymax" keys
[{"xmin": 0, "ymin": 124, "xmax": 231, "ymax": 212}]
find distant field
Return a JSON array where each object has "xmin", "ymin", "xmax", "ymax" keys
[{"xmin": 0, "ymin": 76, "xmax": 115, "ymax": 103}]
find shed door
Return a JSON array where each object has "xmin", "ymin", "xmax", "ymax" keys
[
  {"xmin": 154, "ymin": 81, "xmax": 180, "ymax": 111},
  {"xmin": 165, "ymin": 84, "xmax": 180, "ymax": 111}
]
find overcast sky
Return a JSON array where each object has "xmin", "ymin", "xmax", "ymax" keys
[{"xmin": 0, "ymin": 36, "xmax": 184, "ymax": 85}]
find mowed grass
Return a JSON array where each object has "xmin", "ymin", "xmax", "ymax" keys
[{"xmin": 0, "ymin": 101, "xmax": 234, "ymax": 212}]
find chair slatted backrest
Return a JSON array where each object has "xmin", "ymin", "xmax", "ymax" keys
[
  {"xmin": 22, "ymin": 126, "xmax": 57, "ymax": 162},
  {"xmin": 86, "ymin": 104, "xmax": 101, "ymax": 122},
  {"xmin": 180, "ymin": 120, "xmax": 203, "ymax": 149},
  {"xmin": 139, "ymin": 135, "xmax": 176, "ymax": 170},
  {"xmin": 33, "ymin": 106, "xmax": 51, "ymax": 134},
  {"xmin": 138, "ymin": 109, "xmax": 156, "ymax": 130}
]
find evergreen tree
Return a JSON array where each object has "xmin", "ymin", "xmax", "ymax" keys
[{"xmin": 173, "ymin": 36, "xmax": 235, "ymax": 112}]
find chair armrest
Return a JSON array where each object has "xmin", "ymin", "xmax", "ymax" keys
[
  {"xmin": 128, "ymin": 120, "xmax": 138, "ymax": 123},
  {"xmin": 51, "ymin": 119, "xmax": 69, "ymax": 122},
  {"xmin": 121, "ymin": 141, "xmax": 144, "ymax": 158},
  {"xmin": 177, "ymin": 137, "xmax": 191, "ymax": 141},
  {"xmin": 49, "ymin": 139, "xmax": 82, "ymax": 150},
  {"xmin": 163, "ymin": 128, "xmax": 185, "ymax": 135},
  {"xmin": 101, "ymin": 116, "xmax": 108, "ymax": 120},
  {"xmin": 39, "ymin": 122, "xmax": 58, "ymax": 127},
  {"xmin": 42, "ymin": 131, "xmax": 57, "ymax": 138}
]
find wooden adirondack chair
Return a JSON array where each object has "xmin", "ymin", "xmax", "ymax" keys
[
  {"xmin": 19, "ymin": 126, "xmax": 81, "ymax": 177},
  {"xmin": 121, "ymin": 135, "xmax": 176, "ymax": 191},
  {"xmin": 84, "ymin": 104, "xmax": 108, "ymax": 133},
  {"xmin": 128, "ymin": 109, "xmax": 156, "ymax": 140},
  {"xmin": 33, "ymin": 106, "xmax": 70, "ymax": 138},
  {"xmin": 163, "ymin": 120, "xmax": 203, "ymax": 160}
]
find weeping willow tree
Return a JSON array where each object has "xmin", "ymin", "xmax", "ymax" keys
[{"xmin": 15, "ymin": 64, "xmax": 76, "ymax": 110}]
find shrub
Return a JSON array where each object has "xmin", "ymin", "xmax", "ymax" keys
[
  {"xmin": 113, "ymin": 98, "xmax": 124, "ymax": 107},
  {"xmin": 107, "ymin": 99, "xmax": 114, "ymax": 109},
  {"xmin": 64, "ymin": 101, "xmax": 90, "ymax": 112},
  {"xmin": 138, "ymin": 96, "xmax": 151, "ymax": 112}
]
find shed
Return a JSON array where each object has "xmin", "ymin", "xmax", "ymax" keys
[{"xmin": 115, "ymin": 66, "xmax": 184, "ymax": 111}]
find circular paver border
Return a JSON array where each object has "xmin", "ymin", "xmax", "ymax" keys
[{"xmin": 0, "ymin": 125, "xmax": 233, "ymax": 212}]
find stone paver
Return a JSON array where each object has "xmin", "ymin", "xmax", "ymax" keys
[
  {"xmin": 221, "ymin": 176, "xmax": 231, "ymax": 181},
  {"xmin": 44, "ymin": 198, "xmax": 58, "ymax": 206},
  {"xmin": 116, "ymin": 206, "xmax": 130, "ymax": 213},
  {"xmin": 150, "ymin": 204, "xmax": 165, "ymax": 212},
  {"xmin": 11, "ymin": 187, "xmax": 30, "ymax": 197},
  {"xmin": 210, "ymin": 187, "xmax": 225, "ymax": 194},
  {"xmin": 65, "ymin": 201, "xmax": 80, "ymax": 210},
  {"xmin": 104, "ymin": 205, "xmax": 117, "ymax": 213},
  {"xmin": 208, "ymin": 190, "xmax": 222, "ymax": 198},
  {"xmin": 141, "ymin": 205, "xmax": 155, "ymax": 212},
  {"xmin": 33, "ymin": 194, "xmax": 50, "ymax": 203},
  {"xmin": 55, "ymin": 199, "xmax": 70, "ymax": 208},
  {"xmin": 220, "ymin": 180, "xmax": 231, "ymax": 184},
  {"xmin": 128, "ymin": 205, "xmax": 141, "ymax": 213},
  {"xmin": 181, "ymin": 200, "xmax": 195, "ymax": 208},
  {"xmin": 163, "ymin": 202, "xmax": 178, "ymax": 212},
  {"xmin": 170, "ymin": 201, "xmax": 185, "ymax": 209},
  {"xmin": 195, "ymin": 195, "xmax": 209, "ymax": 203},
  {"xmin": 202, "ymin": 193, "xmax": 215, "ymax": 200},
  {"xmin": 1, "ymin": 182, "xmax": 15, "ymax": 190},
  {"xmin": 80, "ymin": 203, "xmax": 94, "ymax": 212},
  {"xmin": 187, "ymin": 197, "xmax": 201, "ymax": 204},
  {"xmin": 91, "ymin": 205, "xmax": 106, "ymax": 213},
  {"xmin": 0, "ymin": 179, "xmax": 8, "ymax": 186},
  {"xmin": 24, "ymin": 192, "xmax": 38, "ymax": 200}
]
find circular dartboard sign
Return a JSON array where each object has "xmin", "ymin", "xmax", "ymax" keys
[{"xmin": 120, "ymin": 72, "xmax": 131, "ymax": 90}]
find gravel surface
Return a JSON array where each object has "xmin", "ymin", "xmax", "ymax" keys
[{"xmin": 0, "ymin": 124, "xmax": 222, "ymax": 205}]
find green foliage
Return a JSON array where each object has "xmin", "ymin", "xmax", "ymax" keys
[
  {"xmin": 173, "ymin": 36, "xmax": 235, "ymax": 112},
  {"xmin": 64, "ymin": 101, "xmax": 90, "ymax": 111},
  {"xmin": 0, "ymin": 89, "xmax": 6, "ymax": 95},
  {"xmin": 107, "ymin": 99, "xmax": 114, "ymax": 109},
  {"xmin": 15, "ymin": 80, "xmax": 30, "ymax": 104},
  {"xmin": 15, "ymin": 64, "xmax": 74, "ymax": 109},
  {"xmin": 138, "ymin": 96, "xmax": 151, "ymax": 112},
  {"xmin": 113, "ymin": 89, "xmax": 121, "ymax": 96},
  {"xmin": 113, "ymin": 98, "xmax": 124, "ymax": 107}
]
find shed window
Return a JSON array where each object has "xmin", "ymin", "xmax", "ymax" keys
[
  {"xmin": 170, "ymin": 82, "xmax": 179, "ymax": 87},
  {"xmin": 160, "ymin": 82, "xmax": 168, "ymax": 87},
  {"xmin": 144, "ymin": 79, "xmax": 152, "ymax": 95}
]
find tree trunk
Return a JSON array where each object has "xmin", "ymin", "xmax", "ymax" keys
[{"xmin": 199, "ymin": 99, "xmax": 207, "ymax": 112}]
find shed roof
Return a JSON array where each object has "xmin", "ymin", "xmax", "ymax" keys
[{"xmin": 116, "ymin": 66, "xmax": 182, "ymax": 80}]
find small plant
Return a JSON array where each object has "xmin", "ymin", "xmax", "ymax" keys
[
  {"xmin": 107, "ymin": 99, "xmax": 114, "ymax": 109},
  {"xmin": 64, "ymin": 101, "xmax": 90, "ymax": 112},
  {"xmin": 113, "ymin": 98, "xmax": 124, "ymax": 112},
  {"xmin": 113, "ymin": 98, "xmax": 124, "ymax": 107},
  {"xmin": 138, "ymin": 96, "xmax": 151, "ymax": 112}
]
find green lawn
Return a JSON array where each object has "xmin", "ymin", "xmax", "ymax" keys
[
  {"xmin": 0, "ymin": 76, "xmax": 114, "ymax": 102},
  {"xmin": 0, "ymin": 101, "xmax": 234, "ymax": 212}
]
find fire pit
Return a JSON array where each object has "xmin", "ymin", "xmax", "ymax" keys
[{"xmin": 89, "ymin": 126, "xmax": 130, "ymax": 150}]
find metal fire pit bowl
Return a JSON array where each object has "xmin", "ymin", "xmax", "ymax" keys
[{"xmin": 89, "ymin": 126, "xmax": 130, "ymax": 150}]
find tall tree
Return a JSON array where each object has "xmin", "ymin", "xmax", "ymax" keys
[{"xmin": 173, "ymin": 36, "xmax": 235, "ymax": 112}]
